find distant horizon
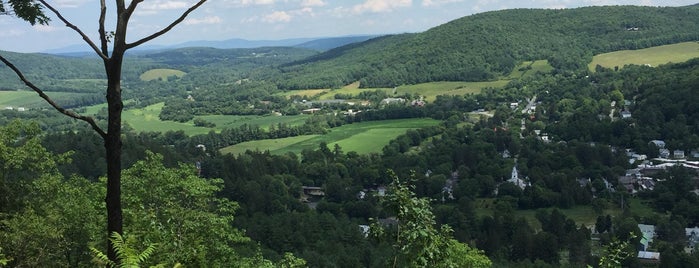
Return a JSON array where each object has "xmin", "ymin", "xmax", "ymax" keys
[
  {"xmin": 36, "ymin": 34, "xmax": 384, "ymax": 54},
  {"xmin": 1, "ymin": 0, "xmax": 698, "ymax": 53}
]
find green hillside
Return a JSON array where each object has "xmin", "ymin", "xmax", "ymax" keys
[{"xmin": 274, "ymin": 5, "xmax": 699, "ymax": 89}]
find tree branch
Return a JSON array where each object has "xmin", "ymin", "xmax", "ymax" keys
[
  {"xmin": 37, "ymin": 0, "xmax": 108, "ymax": 60},
  {"xmin": 98, "ymin": 0, "xmax": 108, "ymax": 56},
  {"xmin": 0, "ymin": 55, "xmax": 107, "ymax": 139},
  {"xmin": 126, "ymin": 0, "xmax": 207, "ymax": 49}
]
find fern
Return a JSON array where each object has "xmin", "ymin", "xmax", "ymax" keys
[{"xmin": 91, "ymin": 232, "xmax": 162, "ymax": 268}]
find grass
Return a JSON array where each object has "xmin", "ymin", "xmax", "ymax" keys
[
  {"xmin": 589, "ymin": 41, "xmax": 699, "ymax": 71},
  {"xmin": 121, "ymin": 103, "xmax": 213, "ymax": 135},
  {"xmin": 474, "ymin": 197, "xmax": 655, "ymax": 231},
  {"xmin": 219, "ymin": 135, "xmax": 320, "ymax": 156},
  {"xmin": 199, "ymin": 114, "xmax": 309, "ymax": 130},
  {"xmin": 277, "ymin": 89, "xmax": 327, "ymax": 99},
  {"xmin": 0, "ymin": 91, "xmax": 89, "ymax": 109},
  {"xmin": 139, "ymin": 68, "xmax": 186, "ymax": 82},
  {"xmin": 80, "ymin": 102, "xmax": 311, "ymax": 136},
  {"xmin": 508, "ymin": 60, "xmax": 554, "ymax": 79},
  {"xmin": 221, "ymin": 118, "xmax": 440, "ymax": 155}
]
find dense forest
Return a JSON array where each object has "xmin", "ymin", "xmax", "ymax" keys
[
  {"xmin": 2, "ymin": 4, "xmax": 699, "ymax": 268},
  {"xmin": 273, "ymin": 5, "xmax": 699, "ymax": 89}
]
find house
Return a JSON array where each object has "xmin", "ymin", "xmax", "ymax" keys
[
  {"xmin": 301, "ymin": 108, "xmax": 321, "ymax": 114},
  {"xmin": 621, "ymin": 110, "xmax": 632, "ymax": 119},
  {"xmin": 638, "ymin": 224, "xmax": 656, "ymax": 251},
  {"xmin": 659, "ymin": 149, "xmax": 671, "ymax": 158},
  {"xmin": 381, "ymin": 98, "xmax": 405, "ymax": 105},
  {"xmin": 637, "ymin": 251, "xmax": 660, "ymax": 264},
  {"xmin": 685, "ymin": 227, "xmax": 699, "ymax": 253},
  {"xmin": 507, "ymin": 166, "xmax": 530, "ymax": 190},
  {"xmin": 618, "ymin": 176, "xmax": 636, "ymax": 193},
  {"xmin": 691, "ymin": 149, "xmax": 699, "ymax": 159},
  {"xmin": 302, "ymin": 186, "xmax": 325, "ymax": 197},
  {"xmin": 673, "ymin": 150, "xmax": 686, "ymax": 159},
  {"xmin": 649, "ymin": 140, "xmax": 666, "ymax": 149}
]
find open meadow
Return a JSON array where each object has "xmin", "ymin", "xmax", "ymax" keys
[
  {"xmin": 81, "ymin": 102, "xmax": 312, "ymax": 135},
  {"xmin": 139, "ymin": 68, "xmax": 187, "ymax": 81},
  {"xmin": 220, "ymin": 118, "xmax": 440, "ymax": 155},
  {"xmin": 0, "ymin": 91, "xmax": 89, "ymax": 109},
  {"xmin": 589, "ymin": 41, "xmax": 699, "ymax": 70}
]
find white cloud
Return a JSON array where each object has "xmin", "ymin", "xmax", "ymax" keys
[
  {"xmin": 54, "ymin": 0, "xmax": 91, "ymax": 8},
  {"xmin": 422, "ymin": 0, "xmax": 463, "ymax": 7},
  {"xmin": 33, "ymin": 24, "xmax": 60, "ymax": 32},
  {"xmin": 262, "ymin": 11, "xmax": 292, "ymax": 23},
  {"xmin": 301, "ymin": 0, "xmax": 326, "ymax": 7},
  {"xmin": 240, "ymin": 0, "xmax": 275, "ymax": 6},
  {"xmin": 352, "ymin": 0, "xmax": 412, "ymax": 14},
  {"xmin": 141, "ymin": 0, "xmax": 189, "ymax": 11},
  {"xmin": 185, "ymin": 16, "xmax": 223, "ymax": 25},
  {"xmin": 0, "ymin": 29, "xmax": 24, "ymax": 37}
]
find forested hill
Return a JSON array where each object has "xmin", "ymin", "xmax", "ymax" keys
[{"xmin": 274, "ymin": 5, "xmax": 699, "ymax": 89}]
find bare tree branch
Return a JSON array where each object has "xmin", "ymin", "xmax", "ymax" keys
[
  {"xmin": 0, "ymin": 55, "xmax": 107, "ymax": 139},
  {"xmin": 126, "ymin": 0, "xmax": 207, "ymax": 49},
  {"xmin": 37, "ymin": 0, "xmax": 108, "ymax": 60},
  {"xmin": 99, "ymin": 0, "xmax": 108, "ymax": 56}
]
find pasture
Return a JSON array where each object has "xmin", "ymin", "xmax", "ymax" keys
[
  {"xmin": 139, "ymin": 68, "xmax": 186, "ymax": 82},
  {"xmin": 589, "ymin": 41, "xmax": 699, "ymax": 71},
  {"xmin": 0, "ymin": 91, "xmax": 88, "ymax": 109},
  {"xmin": 89, "ymin": 102, "xmax": 312, "ymax": 135},
  {"xmin": 221, "ymin": 118, "xmax": 440, "ymax": 156}
]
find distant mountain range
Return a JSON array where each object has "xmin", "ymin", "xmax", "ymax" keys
[{"xmin": 41, "ymin": 35, "xmax": 380, "ymax": 55}]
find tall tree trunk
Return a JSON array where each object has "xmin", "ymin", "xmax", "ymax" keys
[{"xmin": 104, "ymin": 53, "xmax": 124, "ymax": 263}]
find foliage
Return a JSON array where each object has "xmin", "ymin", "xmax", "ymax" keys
[
  {"xmin": 274, "ymin": 5, "xmax": 699, "ymax": 88},
  {"xmin": 371, "ymin": 170, "xmax": 491, "ymax": 268},
  {"xmin": 0, "ymin": 0, "xmax": 49, "ymax": 25},
  {"xmin": 90, "ymin": 232, "xmax": 159, "ymax": 268},
  {"xmin": 597, "ymin": 233, "xmax": 636, "ymax": 268}
]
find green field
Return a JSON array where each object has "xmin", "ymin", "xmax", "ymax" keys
[
  {"xmin": 0, "ymin": 91, "xmax": 89, "ymax": 109},
  {"xmin": 508, "ymin": 60, "xmax": 554, "ymax": 79},
  {"xmin": 475, "ymin": 197, "xmax": 655, "ymax": 230},
  {"xmin": 199, "ymin": 114, "xmax": 309, "ymax": 130},
  {"xmin": 219, "ymin": 135, "xmax": 320, "ymax": 155},
  {"xmin": 88, "ymin": 102, "xmax": 313, "ymax": 135},
  {"xmin": 139, "ymin": 68, "xmax": 186, "ymax": 81},
  {"xmin": 221, "ymin": 118, "xmax": 440, "ymax": 156},
  {"xmin": 589, "ymin": 41, "xmax": 699, "ymax": 71}
]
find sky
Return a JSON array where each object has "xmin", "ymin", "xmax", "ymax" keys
[{"xmin": 1, "ymin": 0, "xmax": 697, "ymax": 52}]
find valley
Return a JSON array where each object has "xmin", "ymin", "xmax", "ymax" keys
[{"xmin": 2, "ymin": 4, "xmax": 699, "ymax": 267}]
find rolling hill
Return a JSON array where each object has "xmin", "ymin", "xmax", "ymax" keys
[{"xmin": 273, "ymin": 5, "xmax": 699, "ymax": 89}]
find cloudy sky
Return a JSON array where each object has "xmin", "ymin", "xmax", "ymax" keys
[{"xmin": 1, "ymin": 0, "xmax": 696, "ymax": 52}]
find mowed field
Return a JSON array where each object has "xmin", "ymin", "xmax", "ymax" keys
[
  {"xmin": 139, "ymin": 68, "xmax": 186, "ymax": 81},
  {"xmin": 220, "ymin": 118, "xmax": 440, "ymax": 156},
  {"xmin": 0, "ymin": 91, "xmax": 88, "ymax": 108},
  {"xmin": 589, "ymin": 41, "xmax": 699, "ymax": 70},
  {"xmin": 83, "ymin": 102, "xmax": 312, "ymax": 136}
]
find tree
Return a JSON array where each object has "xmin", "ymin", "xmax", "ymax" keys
[
  {"xmin": 1, "ymin": 0, "xmax": 206, "ymax": 264},
  {"xmin": 371, "ymin": 170, "xmax": 491, "ymax": 268}
]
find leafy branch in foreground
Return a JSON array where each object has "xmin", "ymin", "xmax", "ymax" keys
[{"xmin": 371, "ymin": 170, "xmax": 491, "ymax": 268}]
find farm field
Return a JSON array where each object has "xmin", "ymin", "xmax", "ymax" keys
[
  {"xmin": 0, "ymin": 91, "xmax": 88, "ymax": 109},
  {"xmin": 221, "ymin": 118, "xmax": 440, "ymax": 155},
  {"xmin": 219, "ymin": 135, "xmax": 319, "ymax": 156},
  {"xmin": 199, "ymin": 114, "xmax": 309, "ymax": 130},
  {"xmin": 589, "ymin": 41, "xmax": 699, "ymax": 70},
  {"xmin": 87, "ymin": 102, "xmax": 312, "ymax": 135},
  {"xmin": 139, "ymin": 68, "xmax": 186, "ymax": 81}
]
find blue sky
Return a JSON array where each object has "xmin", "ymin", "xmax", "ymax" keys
[{"xmin": 1, "ymin": 0, "xmax": 696, "ymax": 52}]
